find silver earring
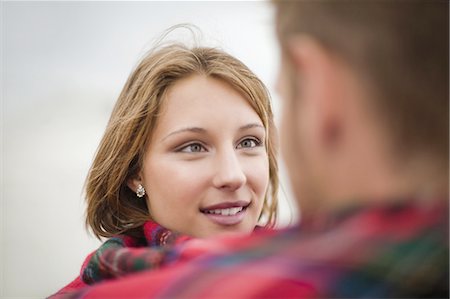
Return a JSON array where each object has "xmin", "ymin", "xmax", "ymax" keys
[{"xmin": 136, "ymin": 184, "xmax": 146, "ymax": 198}]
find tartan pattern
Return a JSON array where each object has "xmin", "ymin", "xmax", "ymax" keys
[
  {"xmin": 81, "ymin": 221, "xmax": 191, "ymax": 285},
  {"xmin": 62, "ymin": 198, "xmax": 448, "ymax": 299}
]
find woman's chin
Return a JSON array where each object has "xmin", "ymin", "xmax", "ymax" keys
[{"xmin": 193, "ymin": 218, "xmax": 255, "ymax": 238}]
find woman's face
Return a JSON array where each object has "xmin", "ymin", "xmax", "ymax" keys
[{"xmin": 132, "ymin": 75, "xmax": 269, "ymax": 238}]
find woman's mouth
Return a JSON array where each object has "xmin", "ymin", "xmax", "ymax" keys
[
  {"xmin": 203, "ymin": 206, "xmax": 244, "ymax": 216},
  {"xmin": 200, "ymin": 201, "xmax": 250, "ymax": 226}
]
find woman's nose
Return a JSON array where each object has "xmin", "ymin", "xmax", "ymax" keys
[{"xmin": 212, "ymin": 150, "xmax": 246, "ymax": 191}]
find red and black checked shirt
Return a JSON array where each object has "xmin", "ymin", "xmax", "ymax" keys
[{"xmin": 51, "ymin": 197, "xmax": 449, "ymax": 299}]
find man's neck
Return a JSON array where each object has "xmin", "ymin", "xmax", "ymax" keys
[
  {"xmin": 332, "ymin": 156, "xmax": 447, "ymax": 211},
  {"xmin": 300, "ymin": 152, "xmax": 448, "ymax": 220}
]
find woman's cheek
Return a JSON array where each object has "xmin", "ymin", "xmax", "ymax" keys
[{"xmin": 248, "ymin": 155, "xmax": 270, "ymax": 197}]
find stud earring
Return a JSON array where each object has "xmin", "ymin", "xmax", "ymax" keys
[{"xmin": 136, "ymin": 184, "xmax": 146, "ymax": 198}]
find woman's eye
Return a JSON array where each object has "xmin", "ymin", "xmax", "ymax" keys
[
  {"xmin": 237, "ymin": 138, "xmax": 261, "ymax": 149},
  {"xmin": 179, "ymin": 143, "xmax": 206, "ymax": 153}
]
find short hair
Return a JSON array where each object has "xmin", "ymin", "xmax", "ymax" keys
[
  {"xmin": 274, "ymin": 0, "xmax": 448, "ymax": 162},
  {"xmin": 85, "ymin": 44, "xmax": 279, "ymax": 239}
]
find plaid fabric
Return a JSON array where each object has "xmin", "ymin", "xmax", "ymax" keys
[
  {"xmin": 49, "ymin": 221, "xmax": 191, "ymax": 297},
  {"xmin": 56, "ymin": 197, "xmax": 448, "ymax": 299},
  {"xmin": 81, "ymin": 221, "xmax": 191, "ymax": 285}
]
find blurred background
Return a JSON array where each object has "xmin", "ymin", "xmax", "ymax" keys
[{"xmin": 1, "ymin": 1, "xmax": 297, "ymax": 297}]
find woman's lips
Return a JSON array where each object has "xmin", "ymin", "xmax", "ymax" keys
[{"xmin": 200, "ymin": 201, "xmax": 250, "ymax": 226}]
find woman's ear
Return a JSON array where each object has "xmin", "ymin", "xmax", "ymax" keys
[{"xmin": 126, "ymin": 175, "xmax": 142, "ymax": 194}]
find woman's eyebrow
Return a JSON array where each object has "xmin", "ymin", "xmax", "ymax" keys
[
  {"xmin": 162, "ymin": 127, "xmax": 206, "ymax": 141},
  {"xmin": 162, "ymin": 123, "xmax": 264, "ymax": 142},
  {"xmin": 239, "ymin": 123, "xmax": 265, "ymax": 131}
]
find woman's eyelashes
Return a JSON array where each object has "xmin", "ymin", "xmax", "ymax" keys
[
  {"xmin": 236, "ymin": 137, "xmax": 262, "ymax": 149},
  {"xmin": 175, "ymin": 136, "xmax": 263, "ymax": 154},
  {"xmin": 177, "ymin": 142, "xmax": 207, "ymax": 153}
]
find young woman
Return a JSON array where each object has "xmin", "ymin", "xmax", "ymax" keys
[{"xmin": 51, "ymin": 42, "xmax": 279, "ymax": 296}]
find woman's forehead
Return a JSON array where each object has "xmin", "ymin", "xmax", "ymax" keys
[{"xmin": 157, "ymin": 75, "xmax": 264, "ymax": 127}]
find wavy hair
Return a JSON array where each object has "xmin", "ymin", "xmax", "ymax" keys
[{"xmin": 85, "ymin": 43, "xmax": 279, "ymax": 239}]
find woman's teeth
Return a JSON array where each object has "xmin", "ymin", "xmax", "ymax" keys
[{"xmin": 204, "ymin": 207, "xmax": 244, "ymax": 216}]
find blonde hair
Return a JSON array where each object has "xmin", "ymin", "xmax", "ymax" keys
[{"xmin": 85, "ymin": 44, "xmax": 279, "ymax": 239}]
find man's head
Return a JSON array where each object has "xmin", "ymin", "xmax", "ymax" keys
[{"xmin": 274, "ymin": 1, "xmax": 448, "ymax": 216}]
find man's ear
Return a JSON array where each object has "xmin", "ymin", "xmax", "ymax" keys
[
  {"xmin": 287, "ymin": 35, "xmax": 339, "ymax": 106},
  {"xmin": 287, "ymin": 35, "xmax": 346, "ymax": 149}
]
